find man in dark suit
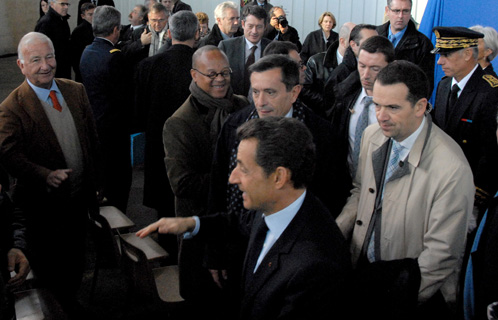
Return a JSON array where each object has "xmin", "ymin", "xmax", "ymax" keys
[
  {"xmin": 377, "ymin": 0, "xmax": 434, "ymax": 91},
  {"xmin": 219, "ymin": 5, "xmax": 271, "ymax": 97},
  {"xmin": 77, "ymin": 0, "xmax": 114, "ymax": 25},
  {"xmin": 198, "ymin": 1, "xmax": 243, "ymax": 48},
  {"xmin": 117, "ymin": 4, "xmax": 147, "ymax": 47},
  {"xmin": 165, "ymin": 0, "xmax": 192, "ymax": 14},
  {"xmin": 137, "ymin": 116, "xmax": 352, "ymax": 320},
  {"xmin": 0, "ymin": 32, "xmax": 100, "ymax": 317},
  {"xmin": 35, "ymin": 0, "xmax": 72, "ymax": 79},
  {"xmin": 134, "ymin": 10, "xmax": 199, "ymax": 261},
  {"xmin": 330, "ymin": 36, "xmax": 394, "ymax": 182},
  {"xmin": 323, "ymin": 24, "xmax": 378, "ymax": 111},
  {"xmin": 70, "ymin": 2, "xmax": 95, "ymax": 82},
  {"xmin": 80, "ymin": 5, "xmax": 132, "ymax": 213},
  {"xmin": 432, "ymin": 26, "xmax": 498, "ymax": 228}
]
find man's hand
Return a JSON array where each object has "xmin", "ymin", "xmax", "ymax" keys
[
  {"xmin": 6, "ymin": 248, "xmax": 30, "ymax": 288},
  {"xmin": 140, "ymin": 28, "xmax": 152, "ymax": 46},
  {"xmin": 46, "ymin": 169, "xmax": 72, "ymax": 188},
  {"xmin": 209, "ymin": 269, "xmax": 228, "ymax": 289},
  {"xmin": 136, "ymin": 217, "xmax": 196, "ymax": 238}
]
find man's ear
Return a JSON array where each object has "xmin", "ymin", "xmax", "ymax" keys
[{"xmin": 273, "ymin": 167, "xmax": 291, "ymax": 189}]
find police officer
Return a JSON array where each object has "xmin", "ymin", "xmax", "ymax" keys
[{"xmin": 432, "ymin": 26, "xmax": 498, "ymax": 227}]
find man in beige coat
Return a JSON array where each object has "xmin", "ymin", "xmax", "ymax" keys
[{"xmin": 337, "ymin": 60, "xmax": 475, "ymax": 318}]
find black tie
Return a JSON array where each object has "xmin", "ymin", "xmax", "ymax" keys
[
  {"xmin": 244, "ymin": 45, "xmax": 258, "ymax": 95},
  {"xmin": 244, "ymin": 217, "xmax": 268, "ymax": 284},
  {"xmin": 447, "ymin": 84, "xmax": 460, "ymax": 122}
]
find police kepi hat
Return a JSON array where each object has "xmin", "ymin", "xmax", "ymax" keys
[{"xmin": 431, "ymin": 26, "xmax": 483, "ymax": 54}]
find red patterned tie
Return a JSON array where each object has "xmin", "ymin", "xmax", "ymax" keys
[{"xmin": 49, "ymin": 90, "xmax": 62, "ymax": 112}]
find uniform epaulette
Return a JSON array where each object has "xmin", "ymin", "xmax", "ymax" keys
[
  {"xmin": 110, "ymin": 48, "xmax": 121, "ymax": 54},
  {"xmin": 482, "ymin": 74, "xmax": 498, "ymax": 88}
]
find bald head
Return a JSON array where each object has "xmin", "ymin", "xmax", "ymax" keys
[
  {"xmin": 18, "ymin": 32, "xmax": 54, "ymax": 63},
  {"xmin": 191, "ymin": 45, "xmax": 231, "ymax": 99}
]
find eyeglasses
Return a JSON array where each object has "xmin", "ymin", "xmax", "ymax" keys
[
  {"xmin": 389, "ymin": 8, "xmax": 411, "ymax": 15},
  {"xmin": 192, "ymin": 68, "xmax": 232, "ymax": 79},
  {"xmin": 56, "ymin": 2, "xmax": 71, "ymax": 6}
]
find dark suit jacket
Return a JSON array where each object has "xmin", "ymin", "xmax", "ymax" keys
[
  {"xmin": 70, "ymin": 20, "xmax": 94, "ymax": 82},
  {"xmin": 35, "ymin": 7, "xmax": 71, "ymax": 79},
  {"xmin": 433, "ymin": 67, "xmax": 498, "ymax": 200},
  {"xmin": 245, "ymin": 1, "xmax": 273, "ymax": 14},
  {"xmin": 199, "ymin": 191, "xmax": 352, "ymax": 319},
  {"xmin": 323, "ymin": 46, "xmax": 357, "ymax": 110},
  {"xmin": 134, "ymin": 44, "xmax": 194, "ymax": 209},
  {"xmin": 264, "ymin": 26, "xmax": 302, "ymax": 51},
  {"xmin": 329, "ymin": 72, "xmax": 362, "ymax": 180},
  {"xmin": 80, "ymin": 38, "xmax": 133, "ymax": 212},
  {"xmin": 218, "ymin": 36, "xmax": 272, "ymax": 96},
  {"xmin": 300, "ymin": 28, "xmax": 338, "ymax": 63}
]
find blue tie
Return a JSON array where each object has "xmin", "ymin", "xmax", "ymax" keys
[{"xmin": 351, "ymin": 96, "xmax": 373, "ymax": 176}]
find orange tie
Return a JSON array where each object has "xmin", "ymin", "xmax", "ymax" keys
[{"xmin": 49, "ymin": 90, "xmax": 62, "ymax": 112}]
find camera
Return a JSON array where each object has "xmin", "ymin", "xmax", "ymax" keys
[{"xmin": 277, "ymin": 16, "xmax": 288, "ymax": 28}]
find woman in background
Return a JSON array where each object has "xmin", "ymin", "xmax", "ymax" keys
[
  {"xmin": 39, "ymin": 0, "xmax": 49, "ymax": 19},
  {"xmin": 300, "ymin": 11, "xmax": 338, "ymax": 63}
]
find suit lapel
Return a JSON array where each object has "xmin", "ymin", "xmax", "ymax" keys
[
  {"xmin": 446, "ymin": 68, "xmax": 481, "ymax": 133},
  {"xmin": 18, "ymin": 81, "xmax": 65, "ymax": 158},
  {"xmin": 434, "ymin": 78, "xmax": 451, "ymax": 129},
  {"xmin": 242, "ymin": 193, "xmax": 310, "ymax": 300}
]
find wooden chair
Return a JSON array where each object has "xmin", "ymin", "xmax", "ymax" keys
[{"xmin": 118, "ymin": 232, "xmax": 184, "ymax": 316}]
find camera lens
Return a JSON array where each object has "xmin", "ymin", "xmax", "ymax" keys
[{"xmin": 278, "ymin": 16, "xmax": 288, "ymax": 28}]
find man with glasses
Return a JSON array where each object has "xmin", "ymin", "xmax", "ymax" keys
[
  {"xmin": 162, "ymin": 45, "xmax": 248, "ymax": 318},
  {"xmin": 35, "ymin": 0, "xmax": 72, "ymax": 79},
  {"xmin": 134, "ymin": 10, "xmax": 199, "ymax": 263},
  {"xmin": 376, "ymin": 0, "xmax": 434, "ymax": 91},
  {"xmin": 198, "ymin": 1, "xmax": 243, "ymax": 48}
]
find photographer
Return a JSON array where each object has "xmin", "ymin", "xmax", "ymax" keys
[{"xmin": 264, "ymin": 6, "xmax": 302, "ymax": 51}]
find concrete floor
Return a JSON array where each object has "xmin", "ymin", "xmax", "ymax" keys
[{"xmin": 0, "ymin": 55, "xmax": 188, "ymax": 319}]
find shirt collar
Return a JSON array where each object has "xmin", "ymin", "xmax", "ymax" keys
[
  {"xmin": 388, "ymin": 24, "xmax": 408, "ymax": 46},
  {"xmin": 451, "ymin": 63, "xmax": 479, "ymax": 92},
  {"xmin": 26, "ymin": 79, "xmax": 60, "ymax": 103},
  {"xmin": 397, "ymin": 116, "xmax": 426, "ymax": 160},
  {"xmin": 263, "ymin": 190, "xmax": 306, "ymax": 239},
  {"xmin": 245, "ymin": 37, "xmax": 261, "ymax": 50}
]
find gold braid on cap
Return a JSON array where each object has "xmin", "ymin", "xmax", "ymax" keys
[{"xmin": 436, "ymin": 37, "xmax": 479, "ymax": 49}]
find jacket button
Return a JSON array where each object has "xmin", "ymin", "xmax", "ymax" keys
[
  {"xmin": 356, "ymin": 220, "xmax": 363, "ymax": 226},
  {"xmin": 369, "ymin": 188, "xmax": 375, "ymax": 193}
]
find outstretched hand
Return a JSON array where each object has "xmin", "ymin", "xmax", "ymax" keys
[{"xmin": 136, "ymin": 217, "xmax": 196, "ymax": 238}]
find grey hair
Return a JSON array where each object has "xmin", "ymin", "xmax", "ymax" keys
[
  {"xmin": 214, "ymin": 1, "xmax": 237, "ymax": 20},
  {"xmin": 169, "ymin": 10, "xmax": 199, "ymax": 41},
  {"xmin": 18, "ymin": 32, "xmax": 54, "ymax": 63},
  {"xmin": 339, "ymin": 23, "xmax": 352, "ymax": 43},
  {"xmin": 470, "ymin": 25, "xmax": 498, "ymax": 62},
  {"xmin": 92, "ymin": 5, "xmax": 121, "ymax": 37}
]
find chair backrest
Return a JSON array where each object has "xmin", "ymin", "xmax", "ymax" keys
[
  {"xmin": 88, "ymin": 211, "xmax": 121, "ymax": 266},
  {"xmin": 118, "ymin": 233, "xmax": 160, "ymax": 303}
]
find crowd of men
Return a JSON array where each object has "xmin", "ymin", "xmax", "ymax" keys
[{"xmin": 0, "ymin": 0, "xmax": 497, "ymax": 319}]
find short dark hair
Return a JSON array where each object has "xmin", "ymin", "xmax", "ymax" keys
[
  {"xmin": 350, "ymin": 24, "xmax": 377, "ymax": 45},
  {"xmin": 242, "ymin": 4, "xmax": 267, "ymax": 24},
  {"xmin": 263, "ymin": 41, "xmax": 298, "ymax": 56},
  {"xmin": 249, "ymin": 54, "xmax": 300, "ymax": 91},
  {"xmin": 236, "ymin": 117, "xmax": 316, "ymax": 189},
  {"xmin": 358, "ymin": 35, "xmax": 395, "ymax": 63},
  {"xmin": 375, "ymin": 60, "xmax": 429, "ymax": 106},
  {"xmin": 81, "ymin": 2, "xmax": 95, "ymax": 13},
  {"xmin": 92, "ymin": 5, "xmax": 121, "ymax": 37}
]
